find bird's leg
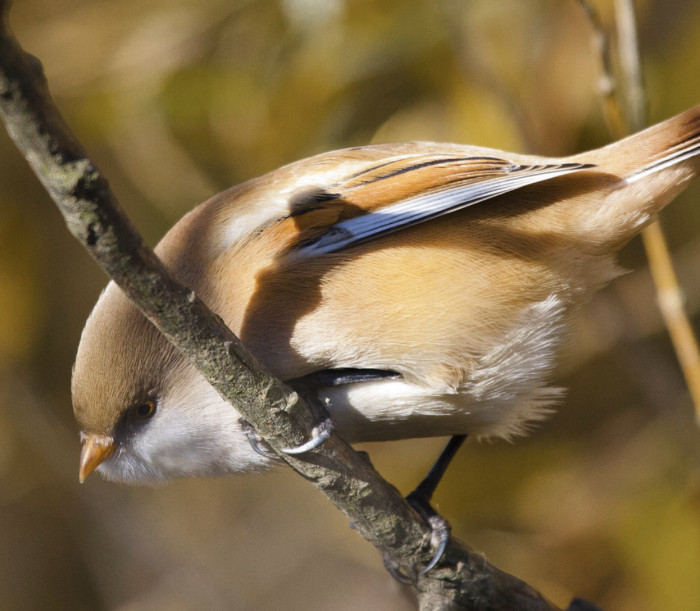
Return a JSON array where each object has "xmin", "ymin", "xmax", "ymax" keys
[
  {"xmin": 407, "ymin": 434, "xmax": 467, "ymax": 508},
  {"xmin": 281, "ymin": 375, "xmax": 335, "ymax": 454},
  {"xmin": 243, "ymin": 368, "xmax": 401, "ymax": 457},
  {"xmin": 280, "ymin": 368, "xmax": 401, "ymax": 455},
  {"xmin": 384, "ymin": 434, "xmax": 467, "ymax": 581},
  {"xmin": 265, "ymin": 369, "xmax": 466, "ymax": 578}
]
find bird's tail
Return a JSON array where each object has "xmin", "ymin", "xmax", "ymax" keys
[
  {"xmin": 572, "ymin": 104, "xmax": 700, "ymax": 180},
  {"xmin": 624, "ymin": 105, "xmax": 700, "ymax": 184},
  {"xmin": 564, "ymin": 105, "xmax": 700, "ymax": 248}
]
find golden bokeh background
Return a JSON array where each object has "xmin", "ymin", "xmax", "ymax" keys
[{"xmin": 1, "ymin": 1, "xmax": 700, "ymax": 609}]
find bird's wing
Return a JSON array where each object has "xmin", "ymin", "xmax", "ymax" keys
[{"xmin": 290, "ymin": 154, "xmax": 593, "ymax": 256}]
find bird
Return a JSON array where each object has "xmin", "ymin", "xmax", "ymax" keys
[{"xmin": 73, "ymin": 104, "xmax": 700, "ymax": 487}]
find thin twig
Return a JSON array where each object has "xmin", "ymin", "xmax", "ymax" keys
[
  {"xmin": 575, "ymin": 0, "xmax": 626, "ymax": 136},
  {"xmin": 577, "ymin": 0, "xmax": 700, "ymax": 424},
  {"xmin": 614, "ymin": 0, "xmax": 646, "ymax": 131}
]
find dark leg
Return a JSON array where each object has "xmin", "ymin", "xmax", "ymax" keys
[
  {"xmin": 384, "ymin": 435, "xmax": 468, "ymax": 581},
  {"xmin": 407, "ymin": 434, "xmax": 467, "ymax": 506},
  {"xmin": 280, "ymin": 369, "xmax": 401, "ymax": 455}
]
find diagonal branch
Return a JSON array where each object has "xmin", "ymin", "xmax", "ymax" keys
[
  {"xmin": 0, "ymin": 0, "xmax": 427, "ymax": 573},
  {"xmin": 0, "ymin": 1, "xmax": 593, "ymax": 608}
]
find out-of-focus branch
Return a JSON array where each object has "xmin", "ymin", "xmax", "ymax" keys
[
  {"xmin": 577, "ymin": 0, "xmax": 700, "ymax": 424},
  {"xmin": 0, "ymin": 1, "xmax": 591, "ymax": 608},
  {"xmin": 575, "ymin": 0, "xmax": 626, "ymax": 137},
  {"xmin": 614, "ymin": 0, "xmax": 646, "ymax": 131}
]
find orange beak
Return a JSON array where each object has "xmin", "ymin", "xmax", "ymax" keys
[{"xmin": 79, "ymin": 434, "xmax": 115, "ymax": 483}]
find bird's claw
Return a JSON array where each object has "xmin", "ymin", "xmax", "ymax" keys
[
  {"xmin": 241, "ymin": 418, "xmax": 334, "ymax": 458},
  {"xmin": 418, "ymin": 512, "xmax": 450, "ymax": 574},
  {"xmin": 240, "ymin": 420, "xmax": 278, "ymax": 459},
  {"xmin": 383, "ymin": 494, "xmax": 451, "ymax": 583},
  {"xmin": 281, "ymin": 418, "xmax": 334, "ymax": 454}
]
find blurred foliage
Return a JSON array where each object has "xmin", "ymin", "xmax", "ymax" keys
[{"xmin": 1, "ymin": 0, "xmax": 700, "ymax": 609}]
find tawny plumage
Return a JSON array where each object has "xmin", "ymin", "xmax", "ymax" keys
[{"xmin": 72, "ymin": 105, "xmax": 700, "ymax": 483}]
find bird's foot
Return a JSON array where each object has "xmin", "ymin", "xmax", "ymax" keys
[
  {"xmin": 240, "ymin": 417, "xmax": 334, "ymax": 458},
  {"xmin": 383, "ymin": 492, "xmax": 451, "ymax": 583},
  {"xmin": 281, "ymin": 418, "xmax": 334, "ymax": 454},
  {"xmin": 240, "ymin": 420, "xmax": 277, "ymax": 459}
]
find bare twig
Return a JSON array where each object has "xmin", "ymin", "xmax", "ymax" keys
[
  {"xmin": 616, "ymin": 0, "xmax": 700, "ymax": 425},
  {"xmin": 577, "ymin": 0, "xmax": 700, "ymax": 424},
  {"xmin": 0, "ymin": 0, "xmax": 584, "ymax": 608},
  {"xmin": 575, "ymin": 0, "xmax": 626, "ymax": 136},
  {"xmin": 614, "ymin": 0, "xmax": 646, "ymax": 131}
]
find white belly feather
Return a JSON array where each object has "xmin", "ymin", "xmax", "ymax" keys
[{"xmin": 325, "ymin": 295, "xmax": 567, "ymax": 442}]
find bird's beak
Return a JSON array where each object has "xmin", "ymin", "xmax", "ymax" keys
[{"xmin": 79, "ymin": 434, "xmax": 115, "ymax": 483}]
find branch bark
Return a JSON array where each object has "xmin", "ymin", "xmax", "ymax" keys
[{"xmin": 0, "ymin": 1, "xmax": 596, "ymax": 608}]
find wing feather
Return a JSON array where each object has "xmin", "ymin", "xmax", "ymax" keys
[{"xmin": 295, "ymin": 155, "xmax": 593, "ymax": 256}]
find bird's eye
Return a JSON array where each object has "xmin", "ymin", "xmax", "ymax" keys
[{"xmin": 134, "ymin": 399, "xmax": 156, "ymax": 419}]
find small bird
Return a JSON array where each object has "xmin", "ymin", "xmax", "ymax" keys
[{"xmin": 73, "ymin": 105, "xmax": 700, "ymax": 485}]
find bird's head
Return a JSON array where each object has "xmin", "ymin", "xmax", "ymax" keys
[{"xmin": 71, "ymin": 282, "xmax": 272, "ymax": 484}]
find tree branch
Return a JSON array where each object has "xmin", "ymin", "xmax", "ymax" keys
[{"xmin": 0, "ymin": 1, "xmax": 595, "ymax": 608}]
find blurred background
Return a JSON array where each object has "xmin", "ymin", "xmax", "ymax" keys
[{"xmin": 1, "ymin": 0, "xmax": 700, "ymax": 609}]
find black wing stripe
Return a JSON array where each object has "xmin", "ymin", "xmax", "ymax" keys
[{"xmin": 296, "ymin": 162, "xmax": 594, "ymax": 256}]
